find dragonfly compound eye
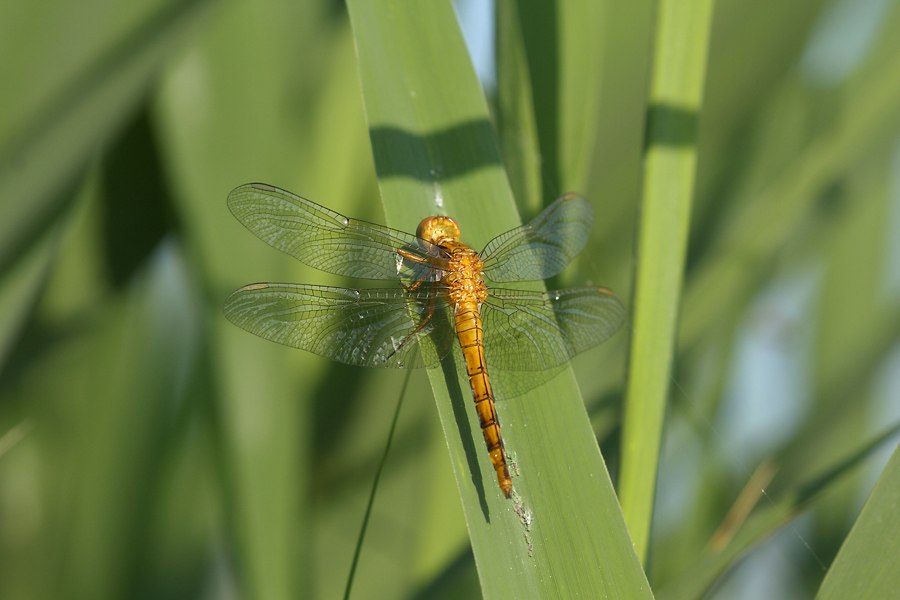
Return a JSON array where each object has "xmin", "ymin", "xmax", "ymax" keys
[{"xmin": 417, "ymin": 216, "xmax": 461, "ymax": 246}]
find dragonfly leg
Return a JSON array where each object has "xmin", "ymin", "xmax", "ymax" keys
[
  {"xmin": 386, "ymin": 294, "xmax": 438, "ymax": 360},
  {"xmin": 398, "ymin": 256, "xmax": 423, "ymax": 293},
  {"xmin": 402, "ymin": 278, "xmax": 425, "ymax": 293},
  {"xmin": 396, "ymin": 248, "xmax": 450, "ymax": 294}
]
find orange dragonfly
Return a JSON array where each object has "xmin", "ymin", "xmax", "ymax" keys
[{"xmin": 224, "ymin": 183, "xmax": 625, "ymax": 498}]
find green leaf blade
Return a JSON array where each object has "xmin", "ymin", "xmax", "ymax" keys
[
  {"xmin": 619, "ymin": 0, "xmax": 716, "ymax": 562},
  {"xmin": 346, "ymin": 1, "xmax": 652, "ymax": 597},
  {"xmin": 815, "ymin": 438, "xmax": 900, "ymax": 600}
]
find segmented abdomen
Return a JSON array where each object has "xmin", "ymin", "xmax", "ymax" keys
[{"xmin": 454, "ymin": 301, "xmax": 511, "ymax": 498}]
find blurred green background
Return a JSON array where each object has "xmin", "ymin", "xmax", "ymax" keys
[{"xmin": 1, "ymin": 0, "xmax": 899, "ymax": 598}]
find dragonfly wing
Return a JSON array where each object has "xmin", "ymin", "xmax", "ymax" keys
[
  {"xmin": 490, "ymin": 365, "xmax": 568, "ymax": 398},
  {"xmin": 223, "ymin": 284, "xmax": 455, "ymax": 369},
  {"xmin": 228, "ymin": 183, "xmax": 441, "ymax": 281},
  {"xmin": 481, "ymin": 287, "xmax": 626, "ymax": 371},
  {"xmin": 480, "ymin": 193, "xmax": 593, "ymax": 282}
]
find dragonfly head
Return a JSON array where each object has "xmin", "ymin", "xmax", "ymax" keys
[{"xmin": 417, "ymin": 216, "xmax": 461, "ymax": 246}]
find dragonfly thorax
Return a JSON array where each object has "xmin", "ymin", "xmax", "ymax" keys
[
  {"xmin": 444, "ymin": 243, "xmax": 488, "ymax": 305},
  {"xmin": 417, "ymin": 216, "xmax": 461, "ymax": 246}
]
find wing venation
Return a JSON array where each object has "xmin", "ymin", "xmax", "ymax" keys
[
  {"xmin": 223, "ymin": 283, "xmax": 454, "ymax": 369},
  {"xmin": 480, "ymin": 193, "xmax": 593, "ymax": 282},
  {"xmin": 481, "ymin": 287, "xmax": 626, "ymax": 371},
  {"xmin": 228, "ymin": 183, "xmax": 442, "ymax": 281}
]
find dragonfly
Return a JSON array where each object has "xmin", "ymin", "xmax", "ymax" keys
[{"xmin": 224, "ymin": 183, "xmax": 626, "ymax": 498}]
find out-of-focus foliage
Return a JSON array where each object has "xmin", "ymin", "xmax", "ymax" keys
[{"xmin": 0, "ymin": 0, "xmax": 898, "ymax": 599}]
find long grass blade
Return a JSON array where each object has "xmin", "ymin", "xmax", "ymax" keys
[
  {"xmin": 619, "ymin": 0, "xmax": 717, "ymax": 562},
  {"xmin": 346, "ymin": 1, "xmax": 652, "ymax": 597}
]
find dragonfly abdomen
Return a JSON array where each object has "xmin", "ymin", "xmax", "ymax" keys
[{"xmin": 454, "ymin": 300, "xmax": 512, "ymax": 498}]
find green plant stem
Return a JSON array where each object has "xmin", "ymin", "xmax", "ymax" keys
[{"xmin": 344, "ymin": 370, "xmax": 412, "ymax": 600}]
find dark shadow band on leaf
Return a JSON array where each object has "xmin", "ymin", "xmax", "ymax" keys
[
  {"xmin": 439, "ymin": 346, "xmax": 490, "ymax": 522},
  {"xmin": 369, "ymin": 120, "xmax": 503, "ymax": 182},
  {"xmin": 645, "ymin": 102, "xmax": 699, "ymax": 148}
]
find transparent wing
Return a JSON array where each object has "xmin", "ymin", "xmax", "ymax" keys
[
  {"xmin": 223, "ymin": 283, "xmax": 455, "ymax": 369},
  {"xmin": 480, "ymin": 193, "xmax": 594, "ymax": 282},
  {"xmin": 228, "ymin": 183, "xmax": 444, "ymax": 281},
  {"xmin": 489, "ymin": 365, "xmax": 568, "ymax": 399},
  {"xmin": 481, "ymin": 287, "xmax": 626, "ymax": 371}
]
